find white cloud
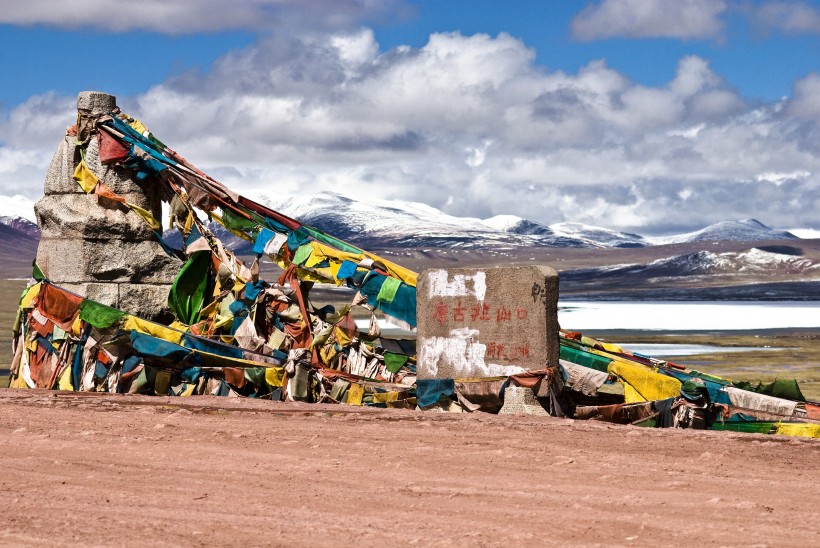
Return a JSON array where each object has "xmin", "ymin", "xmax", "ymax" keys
[
  {"xmin": 571, "ymin": 0, "xmax": 728, "ymax": 41},
  {"xmin": 749, "ymin": 1, "xmax": 820, "ymax": 34},
  {"xmin": 786, "ymin": 73, "xmax": 820, "ymax": 118},
  {"xmin": 0, "ymin": 93, "xmax": 74, "ymax": 200},
  {"xmin": 0, "ymin": 194, "xmax": 36, "ymax": 221},
  {"xmin": 755, "ymin": 170, "xmax": 811, "ymax": 185},
  {"xmin": 0, "ymin": 0, "xmax": 402, "ymax": 34},
  {"xmin": 2, "ymin": 29, "xmax": 819, "ymax": 234},
  {"xmin": 789, "ymin": 228, "xmax": 820, "ymax": 239}
]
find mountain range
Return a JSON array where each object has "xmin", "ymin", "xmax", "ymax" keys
[
  {"xmin": 0, "ymin": 215, "xmax": 41, "ymax": 278},
  {"xmin": 0, "ymin": 194, "xmax": 802, "ymax": 256},
  {"xmin": 249, "ymin": 192, "xmax": 797, "ymax": 251},
  {"xmin": 559, "ymin": 244, "xmax": 820, "ymax": 300},
  {"xmin": 2, "ymin": 197, "xmax": 819, "ymax": 300}
]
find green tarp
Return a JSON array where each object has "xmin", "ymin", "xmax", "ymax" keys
[
  {"xmin": 710, "ymin": 421, "xmax": 777, "ymax": 434},
  {"xmin": 560, "ymin": 343, "xmax": 612, "ymax": 373}
]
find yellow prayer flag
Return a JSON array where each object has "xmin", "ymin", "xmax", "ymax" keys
[
  {"xmin": 347, "ymin": 383, "xmax": 364, "ymax": 406},
  {"xmin": 72, "ymin": 160, "xmax": 99, "ymax": 193},
  {"xmin": 609, "ymin": 360, "xmax": 681, "ymax": 403},
  {"xmin": 19, "ymin": 283, "xmax": 41, "ymax": 309},
  {"xmin": 57, "ymin": 365, "xmax": 73, "ymax": 391},
  {"xmin": 265, "ymin": 366, "xmax": 285, "ymax": 387},
  {"xmin": 126, "ymin": 202, "xmax": 162, "ymax": 231},
  {"xmin": 123, "ymin": 315, "xmax": 184, "ymax": 345}
]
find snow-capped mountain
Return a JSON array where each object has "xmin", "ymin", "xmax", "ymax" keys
[
  {"xmin": 646, "ymin": 219, "xmax": 796, "ymax": 245},
  {"xmin": 0, "ymin": 216, "xmax": 40, "ymax": 239},
  {"xmin": 0, "ymin": 215, "xmax": 40, "ymax": 278},
  {"xmin": 562, "ymin": 246, "xmax": 819, "ymax": 285},
  {"xmin": 5, "ymin": 191, "xmax": 803, "ymax": 253},
  {"xmin": 0, "ymin": 195, "xmax": 36, "ymax": 223},
  {"xmin": 482, "ymin": 215, "xmax": 553, "ymax": 236},
  {"xmin": 549, "ymin": 222, "xmax": 646, "ymax": 248},
  {"xmin": 256, "ymin": 192, "xmax": 598, "ymax": 249},
  {"xmin": 252, "ymin": 193, "xmax": 795, "ymax": 250}
]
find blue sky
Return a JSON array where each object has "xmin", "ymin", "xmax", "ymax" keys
[{"xmin": 1, "ymin": 0, "xmax": 819, "ymax": 235}]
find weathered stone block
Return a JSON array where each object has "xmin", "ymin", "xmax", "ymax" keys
[
  {"xmin": 77, "ymin": 91, "xmax": 116, "ymax": 114},
  {"xmin": 118, "ymin": 283, "xmax": 174, "ymax": 322},
  {"xmin": 42, "ymin": 136, "xmax": 83, "ymax": 195},
  {"xmin": 58, "ymin": 283, "xmax": 120, "ymax": 307},
  {"xmin": 416, "ymin": 265, "xmax": 559, "ymax": 379},
  {"xmin": 35, "ymin": 193, "xmax": 157, "ymax": 240},
  {"xmin": 36, "ymin": 237, "xmax": 180, "ymax": 284},
  {"xmin": 57, "ymin": 282, "xmax": 172, "ymax": 323}
]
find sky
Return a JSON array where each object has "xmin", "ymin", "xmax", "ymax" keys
[{"xmin": 0, "ymin": 0, "xmax": 819, "ymax": 236}]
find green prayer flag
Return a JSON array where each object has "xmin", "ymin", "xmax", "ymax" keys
[
  {"xmin": 383, "ymin": 351, "xmax": 409, "ymax": 374},
  {"xmin": 377, "ymin": 277, "xmax": 401, "ymax": 303},
  {"xmin": 559, "ymin": 343, "xmax": 612, "ymax": 373},
  {"xmin": 292, "ymin": 244, "xmax": 312, "ymax": 266},
  {"xmin": 303, "ymin": 226, "xmax": 362, "ymax": 254},
  {"xmin": 222, "ymin": 207, "xmax": 259, "ymax": 232},
  {"xmin": 78, "ymin": 299, "xmax": 128, "ymax": 329},
  {"xmin": 168, "ymin": 251, "xmax": 211, "ymax": 325},
  {"xmin": 32, "ymin": 262, "xmax": 45, "ymax": 282}
]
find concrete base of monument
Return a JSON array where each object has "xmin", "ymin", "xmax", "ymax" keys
[{"xmin": 497, "ymin": 385, "xmax": 550, "ymax": 416}]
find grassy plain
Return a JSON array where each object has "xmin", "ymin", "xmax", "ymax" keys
[
  {"xmin": 2, "ymin": 276, "xmax": 818, "ymax": 400},
  {"xmin": 0, "ymin": 279, "xmax": 26, "ymax": 385},
  {"xmin": 590, "ymin": 331, "xmax": 820, "ymax": 401}
]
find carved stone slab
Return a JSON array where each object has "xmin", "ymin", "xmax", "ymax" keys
[{"xmin": 416, "ymin": 265, "xmax": 559, "ymax": 379}]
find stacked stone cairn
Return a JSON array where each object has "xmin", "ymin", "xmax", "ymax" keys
[{"xmin": 34, "ymin": 91, "xmax": 180, "ymax": 321}]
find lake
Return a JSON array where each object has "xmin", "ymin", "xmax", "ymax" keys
[
  {"xmin": 558, "ymin": 301, "xmax": 820, "ymax": 331},
  {"xmin": 623, "ymin": 343, "xmax": 786, "ymax": 357},
  {"xmin": 360, "ymin": 301, "xmax": 820, "ymax": 334}
]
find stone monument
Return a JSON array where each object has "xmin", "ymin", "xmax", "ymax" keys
[
  {"xmin": 34, "ymin": 91, "xmax": 180, "ymax": 320},
  {"xmin": 416, "ymin": 265, "xmax": 560, "ymax": 379}
]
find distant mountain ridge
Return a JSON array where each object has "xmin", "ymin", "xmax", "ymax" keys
[
  {"xmin": 0, "ymin": 216, "xmax": 41, "ymax": 278},
  {"xmin": 252, "ymin": 192, "xmax": 798, "ymax": 251},
  {"xmin": 564, "ymin": 247, "xmax": 819, "ymax": 283},
  {"xmin": 0, "ymin": 195, "xmax": 800, "ymax": 254},
  {"xmin": 559, "ymin": 245, "xmax": 820, "ymax": 300},
  {"xmin": 0, "ymin": 216, "xmax": 40, "ymax": 239},
  {"xmin": 645, "ymin": 219, "xmax": 796, "ymax": 245}
]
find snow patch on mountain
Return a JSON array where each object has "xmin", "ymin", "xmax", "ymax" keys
[
  {"xmin": 482, "ymin": 215, "xmax": 554, "ymax": 236},
  {"xmin": 734, "ymin": 248, "xmax": 819, "ymax": 272},
  {"xmin": 550, "ymin": 222, "xmax": 646, "ymax": 248}
]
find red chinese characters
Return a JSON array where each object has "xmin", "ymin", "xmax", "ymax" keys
[
  {"xmin": 471, "ymin": 303, "xmax": 491, "ymax": 321},
  {"xmin": 496, "ymin": 305, "xmax": 512, "ymax": 322},
  {"xmin": 432, "ymin": 301, "xmax": 449, "ymax": 325},
  {"xmin": 485, "ymin": 342, "xmax": 530, "ymax": 360},
  {"xmin": 431, "ymin": 300, "xmax": 533, "ymax": 329}
]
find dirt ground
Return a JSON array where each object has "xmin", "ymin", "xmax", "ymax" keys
[{"xmin": 0, "ymin": 390, "xmax": 817, "ymax": 547}]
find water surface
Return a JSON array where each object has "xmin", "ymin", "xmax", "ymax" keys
[{"xmin": 559, "ymin": 301, "xmax": 820, "ymax": 331}]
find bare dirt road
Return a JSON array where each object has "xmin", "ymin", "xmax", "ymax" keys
[{"xmin": 0, "ymin": 389, "xmax": 817, "ymax": 547}]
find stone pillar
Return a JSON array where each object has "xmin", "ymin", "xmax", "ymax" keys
[
  {"xmin": 416, "ymin": 265, "xmax": 560, "ymax": 379},
  {"xmin": 34, "ymin": 91, "xmax": 180, "ymax": 320}
]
